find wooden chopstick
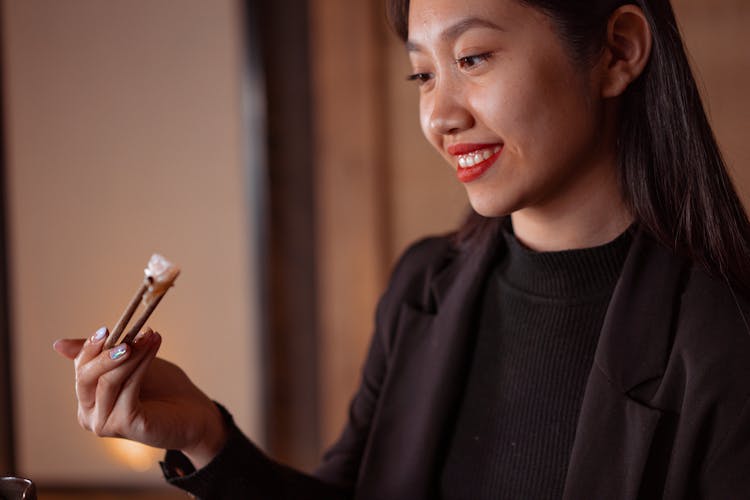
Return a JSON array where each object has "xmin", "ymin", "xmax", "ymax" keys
[
  {"xmin": 103, "ymin": 256, "xmax": 179, "ymax": 348},
  {"xmin": 103, "ymin": 280, "xmax": 149, "ymax": 349},
  {"xmin": 118, "ymin": 290, "xmax": 168, "ymax": 345}
]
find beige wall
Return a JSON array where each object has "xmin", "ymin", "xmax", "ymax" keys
[
  {"xmin": 674, "ymin": 0, "xmax": 750, "ymax": 204},
  {"xmin": 3, "ymin": 0, "xmax": 262, "ymax": 486}
]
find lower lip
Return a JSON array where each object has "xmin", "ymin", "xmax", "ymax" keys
[{"xmin": 455, "ymin": 148, "xmax": 502, "ymax": 183}]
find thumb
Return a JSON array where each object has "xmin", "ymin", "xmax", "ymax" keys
[{"xmin": 53, "ymin": 338, "xmax": 86, "ymax": 360}]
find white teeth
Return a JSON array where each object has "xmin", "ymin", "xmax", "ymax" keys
[{"xmin": 455, "ymin": 145, "xmax": 502, "ymax": 168}]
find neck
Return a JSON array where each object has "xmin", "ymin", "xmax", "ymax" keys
[
  {"xmin": 511, "ymin": 207, "xmax": 633, "ymax": 252},
  {"xmin": 511, "ymin": 164, "xmax": 633, "ymax": 252}
]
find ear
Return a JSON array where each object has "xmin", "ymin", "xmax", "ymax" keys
[{"xmin": 599, "ymin": 5, "xmax": 653, "ymax": 98}]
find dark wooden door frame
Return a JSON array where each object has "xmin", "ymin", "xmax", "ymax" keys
[
  {"xmin": 243, "ymin": 0, "xmax": 320, "ymax": 471},
  {"xmin": 0, "ymin": 4, "xmax": 17, "ymax": 475}
]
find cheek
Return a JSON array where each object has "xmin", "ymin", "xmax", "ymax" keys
[
  {"xmin": 535, "ymin": 58, "xmax": 595, "ymax": 128},
  {"xmin": 509, "ymin": 68, "xmax": 593, "ymax": 160},
  {"xmin": 419, "ymin": 97, "xmax": 440, "ymax": 149},
  {"xmin": 469, "ymin": 76, "xmax": 538, "ymax": 153},
  {"xmin": 537, "ymin": 86, "xmax": 597, "ymax": 163}
]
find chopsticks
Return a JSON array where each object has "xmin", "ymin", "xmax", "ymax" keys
[
  {"xmin": 103, "ymin": 280, "xmax": 149, "ymax": 349},
  {"xmin": 119, "ymin": 286, "xmax": 170, "ymax": 345},
  {"xmin": 103, "ymin": 255, "xmax": 180, "ymax": 349}
]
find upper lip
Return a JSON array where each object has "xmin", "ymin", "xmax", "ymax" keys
[{"xmin": 446, "ymin": 143, "xmax": 502, "ymax": 156}]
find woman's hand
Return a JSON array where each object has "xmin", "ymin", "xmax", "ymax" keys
[{"xmin": 53, "ymin": 327, "xmax": 228, "ymax": 469}]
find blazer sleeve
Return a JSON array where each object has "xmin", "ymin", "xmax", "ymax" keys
[
  {"xmin": 161, "ymin": 236, "xmax": 454, "ymax": 499},
  {"xmin": 161, "ymin": 403, "xmax": 350, "ymax": 499}
]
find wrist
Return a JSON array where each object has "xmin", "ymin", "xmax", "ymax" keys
[{"xmin": 182, "ymin": 402, "xmax": 228, "ymax": 469}]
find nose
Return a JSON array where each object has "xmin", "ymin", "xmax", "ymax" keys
[{"xmin": 427, "ymin": 81, "xmax": 473, "ymax": 136}]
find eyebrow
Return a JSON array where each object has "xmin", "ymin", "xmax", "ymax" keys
[{"xmin": 406, "ymin": 17, "xmax": 506, "ymax": 52}]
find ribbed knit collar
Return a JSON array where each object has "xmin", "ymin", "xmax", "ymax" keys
[{"xmin": 499, "ymin": 223, "xmax": 633, "ymax": 300}]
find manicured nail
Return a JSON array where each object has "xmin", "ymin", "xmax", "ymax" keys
[
  {"xmin": 91, "ymin": 327, "xmax": 108, "ymax": 343},
  {"xmin": 110, "ymin": 344, "xmax": 128, "ymax": 360}
]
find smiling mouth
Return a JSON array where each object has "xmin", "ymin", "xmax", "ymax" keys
[
  {"xmin": 455, "ymin": 145, "xmax": 503, "ymax": 168},
  {"xmin": 447, "ymin": 144, "xmax": 504, "ymax": 183}
]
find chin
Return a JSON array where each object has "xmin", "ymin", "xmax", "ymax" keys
[{"xmin": 466, "ymin": 194, "xmax": 515, "ymax": 219}]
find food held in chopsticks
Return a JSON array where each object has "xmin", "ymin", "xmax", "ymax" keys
[
  {"xmin": 143, "ymin": 254, "xmax": 181, "ymax": 306},
  {"xmin": 103, "ymin": 254, "xmax": 180, "ymax": 348}
]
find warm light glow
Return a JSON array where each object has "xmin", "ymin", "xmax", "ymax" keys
[{"xmin": 103, "ymin": 438, "xmax": 163, "ymax": 472}]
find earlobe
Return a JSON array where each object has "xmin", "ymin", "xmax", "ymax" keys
[{"xmin": 600, "ymin": 5, "xmax": 653, "ymax": 98}]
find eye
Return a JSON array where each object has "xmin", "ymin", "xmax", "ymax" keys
[
  {"xmin": 406, "ymin": 72, "xmax": 434, "ymax": 85},
  {"xmin": 455, "ymin": 53, "xmax": 492, "ymax": 70}
]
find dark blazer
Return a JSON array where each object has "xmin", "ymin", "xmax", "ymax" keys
[{"xmin": 165, "ymin": 223, "xmax": 750, "ymax": 499}]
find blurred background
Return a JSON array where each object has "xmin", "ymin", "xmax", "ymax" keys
[{"xmin": 0, "ymin": 0, "xmax": 747, "ymax": 497}]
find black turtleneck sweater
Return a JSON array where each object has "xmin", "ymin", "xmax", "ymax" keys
[{"xmin": 440, "ymin": 227, "xmax": 632, "ymax": 500}]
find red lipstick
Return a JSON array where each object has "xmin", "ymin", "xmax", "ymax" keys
[{"xmin": 447, "ymin": 143, "xmax": 503, "ymax": 183}]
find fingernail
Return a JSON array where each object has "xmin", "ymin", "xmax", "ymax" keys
[
  {"xmin": 110, "ymin": 344, "xmax": 128, "ymax": 360},
  {"xmin": 91, "ymin": 327, "xmax": 108, "ymax": 343},
  {"xmin": 134, "ymin": 328, "xmax": 153, "ymax": 345}
]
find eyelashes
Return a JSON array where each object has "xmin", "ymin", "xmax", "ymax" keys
[
  {"xmin": 455, "ymin": 52, "xmax": 493, "ymax": 69},
  {"xmin": 407, "ymin": 52, "xmax": 493, "ymax": 86},
  {"xmin": 406, "ymin": 72, "xmax": 433, "ymax": 84}
]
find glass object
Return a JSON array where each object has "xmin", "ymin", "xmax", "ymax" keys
[{"xmin": 0, "ymin": 477, "xmax": 36, "ymax": 499}]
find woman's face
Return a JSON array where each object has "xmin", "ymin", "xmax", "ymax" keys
[{"xmin": 407, "ymin": 0, "xmax": 615, "ymax": 218}]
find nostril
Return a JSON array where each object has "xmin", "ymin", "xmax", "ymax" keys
[
  {"xmin": 430, "ymin": 117, "xmax": 465, "ymax": 136},
  {"xmin": 429, "ymin": 107, "xmax": 473, "ymax": 136}
]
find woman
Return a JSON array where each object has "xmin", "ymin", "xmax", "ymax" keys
[{"xmin": 54, "ymin": 0, "xmax": 750, "ymax": 498}]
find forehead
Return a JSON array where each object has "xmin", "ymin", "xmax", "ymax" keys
[{"xmin": 407, "ymin": 0, "xmax": 548, "ymax": 46}]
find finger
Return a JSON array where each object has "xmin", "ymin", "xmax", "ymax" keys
[
  {"xmin": 75, "ymin": 335, "xmax": 135, "ymax": 410},
  {"xmin": 53, "ymin": 338, "xmax": 86, "ymax": 360},
  {"xmin": 121, "ymin": 331, "xmax": 162, "ymax": 400},
  {"xmin": 75, "ymin": 327, "xmax": 155, "ymax": 408},
  {"xmin": 89, "ymin": 330, "xmax": 159, "ymax": 435},
  {"xmin": 74, "ymin": 326, "xmax": 112, "ymax": 369}
]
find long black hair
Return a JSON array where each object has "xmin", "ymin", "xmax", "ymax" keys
[{"xmin": 387, "ymin": 0, "xmax": 750, "ymax": 292}]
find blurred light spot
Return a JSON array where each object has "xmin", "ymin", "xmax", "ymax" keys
[{"xmin": 103, "ymin": 438, "xmax": 162, "ymax": 472}]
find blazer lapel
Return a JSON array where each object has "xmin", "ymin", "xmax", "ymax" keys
[
  {"xmin": 357, "ymin": 226, "xmax": 504, "ymax": 500},
  {"xmin": 564, "ymin": 228, "xmax": 689, "ymax": 500}
]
